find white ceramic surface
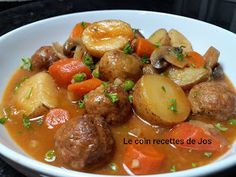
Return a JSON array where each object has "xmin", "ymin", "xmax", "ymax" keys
[{"xmin": 0, "ymin": 10, "xmax": 236, "ymax": 177}]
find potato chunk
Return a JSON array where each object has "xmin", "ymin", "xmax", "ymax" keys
[
  {"xmin": 82, "ymin": 20, "xmax": 133, "ymax": 58},
  {"xmin": 133, "ymin": 74, "xmax": 190, "ymax": 126},
  {"xmin": 148, "ymin": 28, "xmax": 170, "ymax": 46},
  {"xmin": 166, "ymin": 66, "xmax": 210, "ymax": 90},
  {"xmin": 168, "ymin": 29, "xmax": 193, "ymax": 53},
  {"xmin": 14, "ymin": 72, "xmax": 58, "ymax": 117}
]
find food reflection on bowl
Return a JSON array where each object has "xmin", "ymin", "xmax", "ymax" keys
[{"xmin": 0, "ymin": 10, "xmax": 236, "ymax": 177}]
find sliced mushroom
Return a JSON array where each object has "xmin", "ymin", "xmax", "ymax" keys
[
  {"xmin": 204, "ymin": 46, "xmax": 220, "ymax": 69},
  {"xmin": 52, "ymin": 42, "xmax": 66, "ymax": 59},
  {"xmin": 212, "ymin": 63, "xmax": 224, "ymax": 80},
  {"xmin": 63, "ymin": 38, "xmax": 78, "ymax": 57},
  {"xmin": 150, "ymin": 46, "xmax": 188, "ymax": 70},
  {"xmin": 73, "ymin": 41, "xmax": 89, "ymax": 59}
]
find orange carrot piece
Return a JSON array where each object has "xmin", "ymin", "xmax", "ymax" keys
[
  {"xmin": 45, "ymin": 108, "xmax": 70, "ymax": 129},
  {"xmin": 187, "ymin": 51, "xmax": 205, "ymax": 68},
  {"xmin": 124, "ymin": 143, "xmax": 165, "ymax": 175},
  {"xmin": 70, "ymin": 22, "xmax": 91, "ymax": 41},
  {"xmin": 48, "ymin": 59, "xmax": 92, "ymax": 87},
  {"xmin": 135, "ymin": 38, "xmax": 156, "ymax": 57},
  {"xmin": 169, "ymin": 122, "xmax": 227, "ymax": 152},
  {"xmin": 67, "ymin": 78, "xmax": 102, "ymax": 97}
]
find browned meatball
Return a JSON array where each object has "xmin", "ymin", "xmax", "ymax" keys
[
  {"xmin": 84, "ymin": 84, "xmax": 131, "ymax": 125},
  {"xmin": 99, "ymin": 50, "xmax": 142, "ymax": 82},
  {"xmin": 188, "ymin": 82, "xmax": 236, "ymax": 120},
  {"xmin": 55, "ymin": 114, "xmax": 114, "ymax": 170},
  {"xmin": 31, "ymin": 46, "xmax": 59, "ymax": 70}
]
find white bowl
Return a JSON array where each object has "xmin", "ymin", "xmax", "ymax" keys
[{"xmin": 0, "ymin": 10, "xmax": 236, "ymax": 177}]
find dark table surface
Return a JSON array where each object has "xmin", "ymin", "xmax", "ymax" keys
[{"xmin": 0, "ymin": 0, "xmax": 236, "ymax": 176}]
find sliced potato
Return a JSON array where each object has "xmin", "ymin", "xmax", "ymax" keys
[
  {"xmin": 166, "ymin": 66, "xmax": 210, "ymax": 90},
  {"xmin": 133, "ymin": 74, "xmax": 190, "ymax": 126},
  {"xmin": 14, "ymin": 72, "xmax": 58, "ymax": 117},
  {"xmin": 148, "ymin": 28, "xmax": 170, "ymax": 46},
  {"xmin": 203, "ymin": 46, "xmax": 220, "ymax": 68},
  {"xmin": 82, "ymin": 20, "xmax": 133, "ymax": 58},
  {"xmin": 168, "ymin": 29, "xmax": 193, "ymax": 53}
]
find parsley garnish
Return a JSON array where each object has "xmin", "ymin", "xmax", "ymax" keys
[
  {"xmin": 215, "ymin": 123, "xmax": 228, "ymax": 132},
  {"xmin": 36, "ymin": 118, "xmax": 43, "ymax": 126},
  {"xmin": 26, "ymin": 87, "xmax": 33, "ymax": 99},
  {"xmin": 171, "ymin": 47, "xmax": 185, "ymax": 61},
  {"xmin": 22, "ymin": 115, "xmax": 31, "ymax": 129},
  {"xmin": 14, "ymin": 76, "xmax": 29, "ymax": 92},
  {"xmin": 228, "ymin": 119, "xmax": 236, "ymax": 125},
  {"xmin": 0, "ymin": 117, "xmax": 8, "ymax": 124},
  {"xmin": 102, "ymin": 82, "xmax": 109, "ymax": 89},
  {"xmin": 20, "ymin": 57, "xmax": 32, "ymax": 71},
  {"xmin": 191, "ymin": 162, "xmax": 198, "ymax": 167},
  {"xmin": 78, "ymin": 100, "xmax": 85, "ymax": 109},
  {"xmin": 81, "ymin": 22, "xmax": 87, "ymax": 28},
  {"xmin": 170, "ymin": 165, "xmax": 176, "ymax": 172},
  {"xmin": 92, "ymin": 70, "xmax": 99, "ymax": 78},
  {"xmin": 123, "ymin": 42, "xmax": 133, "ymax": 54},
  {"xmin": 44, "ymin": 150, "xmax": 56, "ymax": 162},
  {"xmin": 141, "ymin": 55, "xmax": 150, "ymax": 64},
  {"xmin": 168, "ymin": 98, "xmax": 177, "ymax": 112},
  {"xmin": 73, "ymin": 73, "xmax": 86, "ymax": 82}
]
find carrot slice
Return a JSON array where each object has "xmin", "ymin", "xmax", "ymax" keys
[
  {"xmin": 124, "ymin": 143, "xmax": 165, "ymax": 175},
  {"xmin": 70, "ymin": 22, "xmax": 91, "ymax": 41},
  {"xmin": 135, "ymin": 38, "xmax": 156, "ymax": 57},
  {"xmin": 187, "ymin": 51, "xmax": 205, "ymax": 68},
  {"xmin": 169, "ymin": 122, "xmax": 227, "ymax": 152},
  {"xmin": 48, "ymin": 59, "xmax": 92, "ymax": 87},
  {"xmin": 45, "ymin": 108, "xmax": 70, "ymax": 129},
  {"xmin": 68, "ymin": 78, "xmax": 102, "ymax": 97}
]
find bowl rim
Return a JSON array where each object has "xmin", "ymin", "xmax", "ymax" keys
[{"xmin": 0, "ymin": 9, "xmax": 236, "ymax": 177}]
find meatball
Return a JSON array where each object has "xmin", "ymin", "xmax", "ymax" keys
[
  {"xmin": 84, "ymin": 84, "xmax": 131, "ymax": 125},
  {"xmin": 99, "ymin": 50, "xmax": 142, "ymax": 82},
  {"xmin": 31, "ymin": 46, "xmax": 59, "ymax": 70},
  {"xmin": 55, "ymin": 114, "xmax": 114, "ymax": 170},
  {"xmin": 188, "ymin": 82, "xmax": 236, "ymax": 120}
]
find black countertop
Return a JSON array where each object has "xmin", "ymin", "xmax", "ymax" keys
[{"xmin": 0, "ymin": 0, "xmax": 236, "ymax": 176}]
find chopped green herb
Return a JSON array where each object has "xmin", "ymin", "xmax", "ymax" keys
[
  {"xmin": 168, "ymin": 98, "xmax": 177, "ymax": 112},
  {"xmin": 204, "ymin": 152, "xmax": 212, "ymax": 158},
  {"xmin": 78, "ymin": 100, "xmax": 85, "ymax": 109},
  {"xmin": 14, "ymin": 76, "xmax": 29, "ymax": 92},
  {"xmin": 36, "ymin": 118, "xmax": 43, "ymax": 126},
  {"xmin": 170, "ymin": 165, "xmax": 176, "ymax": 172},
  {"xmin": 81, "ymin": 21, "xmax": 87, "ymax": 28},
  {"xmin": 215, "ymin": 123, "xmax": 228, "ymax": 132},
  {"xmin": 83, "ymin": 94, "xmax": 88, "ymax": 101},
  {"xmin": 20, "ymin": 57, "xmax": 32, "ymax": 71},
  {"xmin": 141, "ymin": 55, "xmax": 150, "ymax": 64},
  {"xmin": 73, "ymin": 73, "xmax": 87, "ymax": 82},
  {"xmin": 161, "ymin": 86, "xmax": 166, "ymax": 93},
  {"xmin": 92, "ymin": 70, "xmax": 99, "ymax": 78},
  {"xmin": 0, "ymin": 117, "xmax": 8, "ymax": 124},
  {"xmin": 83, "ymin": 55, "xmax": 95, "ymax": 70},
  {"xmin": 128, "ymin": 95, "xmax": 133, "ymax": 104},
  {"xmin": 105, "ymin": 92, "xmax": 119, "ymax": 103},
  {"xmin": 123, "ymin": 42, "xmax": 133, "ymax": 54},
  {"xmin": 44, "ymin": 150, "xmax": 56, "ymax": 162},
  {"xmin": 26, "ymin": 87, "xmax": 33, "ymax": 99},
  {"xmin": 22, "ymin": 115, "xmax": 31, "ymax": 129},
  {"xmin": 109, "ymin": 162, "xmax": 118, "ymax": 172},
  {"xmin": 228, "ymin": 119, "xmax": 236, "ymax": 125},
  {"xmin": 171, "ymin": 47, "xmax": 185, "ymax": 61},
  {"xmin": 155, "ymin": 41, "xmax": 161, "ymax": 48},
  {"xmin": 102, "ymin": 82, "xmax": 109, "ymax": 89},
  {"xmin": 123, "ymin": 80, "xmax": 135, "ymax": 91},
  {"xmin": 191, "ymin": 162, "xmax": 198, "ymax": 167}
]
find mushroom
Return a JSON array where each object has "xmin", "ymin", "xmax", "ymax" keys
[{"xmin": 150, "ymin": 46, "xmax": 188, "ymax": 71}]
